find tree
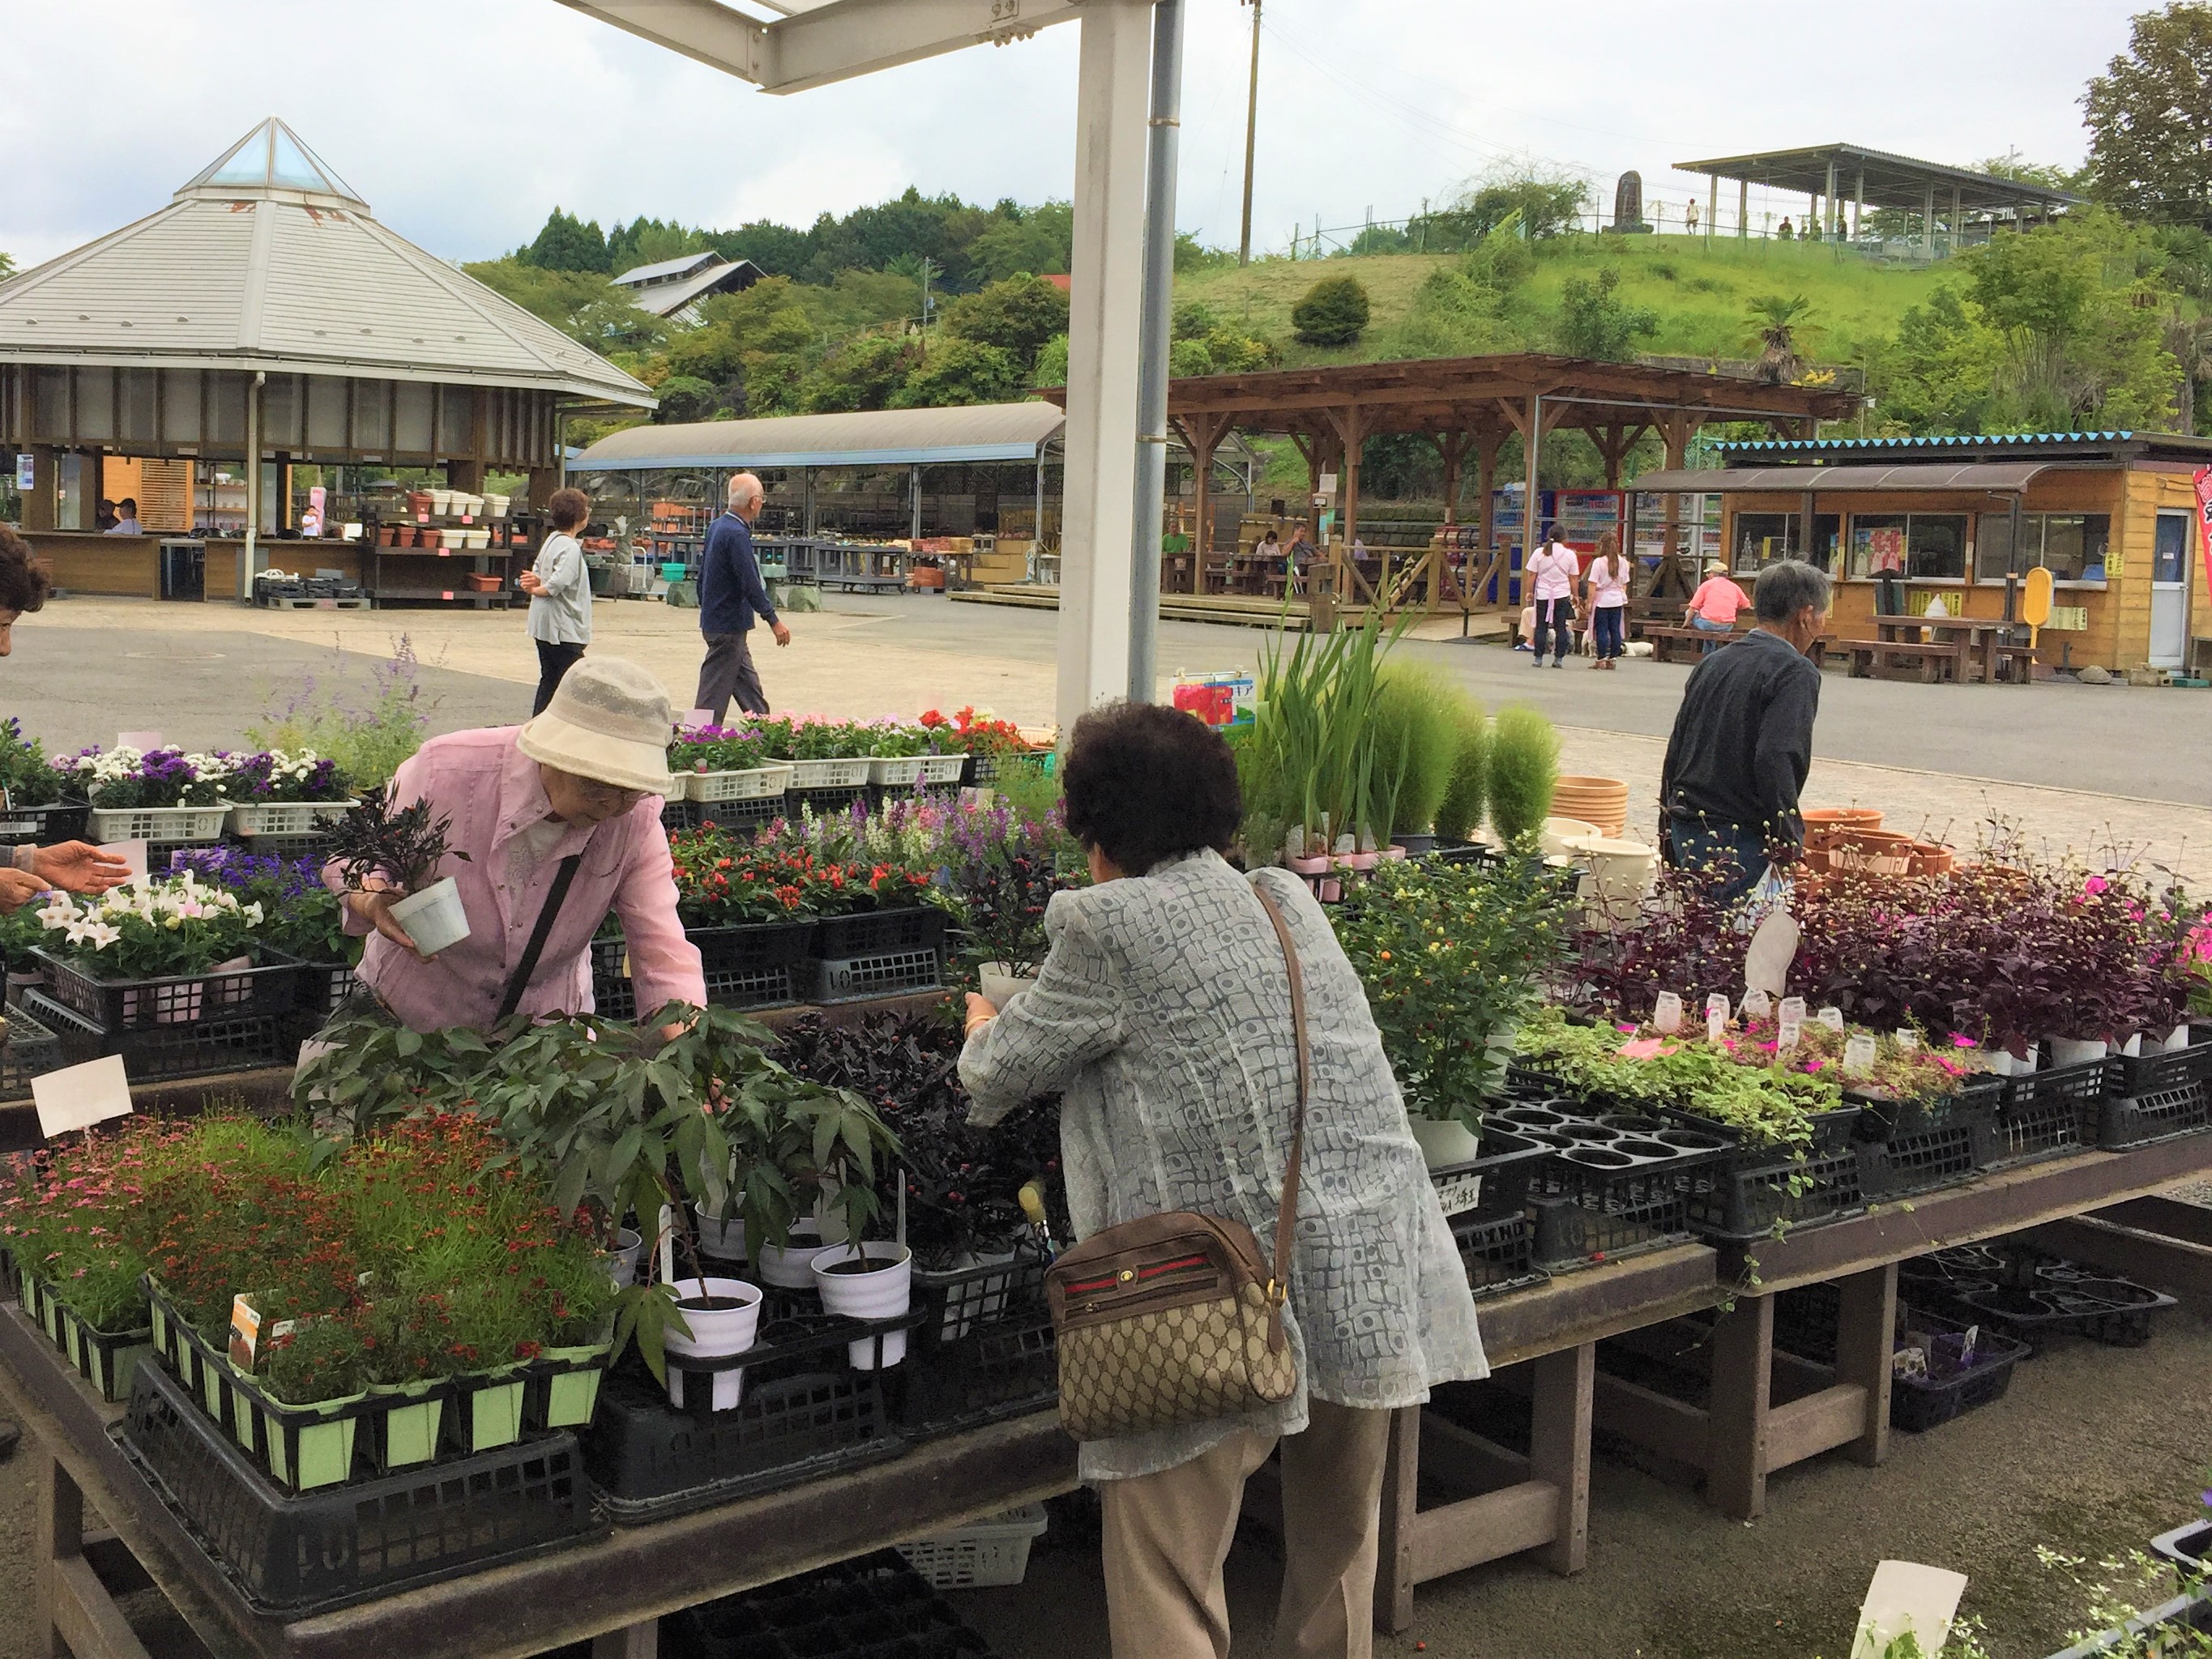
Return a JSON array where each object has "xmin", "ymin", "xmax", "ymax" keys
[
  {"xmin": 1746, "ymin": 295, "xmax": 1813, "ymax": 384},
  {"xmin": 1033, "ymin": 334, "xmax": 1070, "ymax": 388},
  {"xmin": 797, "ymin": 333, "xmax": 921, "ymax": 413},
  {"xmin": 461, "ymin": 259, "xmax": 665, "ymax": 352},
  {"xmin": 0, "ymin": 250, "xmax": 13, "ymax": 280},
  {"xmin": 1975, "ymin": 155, "xmax": 2090, "ymax": 192},
  {"xmin": 894, "ymin": 337, "xmax": 1023, "ymax": 407},
  {"xmin": 1292, "ymin": 275, "xmax": 1371, "ymax": 346},
  {"xmin": 1557, "ymin": 267, "xmax": 1657, "ymax": 361},
  {"xmin": 1422, "ymin": 160, "xmax": 1592, "ymax": 247},
  {"xmin": 653, "ymin": 376, "xmax": 722, "ymax": 424},
  {"xmin": 967, "ymin": 202, "xmax": 1074, "ymax": 284},
  {"xmin": 606, "ymin": 216, "xmax": 709, "ymax": 273},
  {"xmin": 2084, "ymin": 2, "xmax": 2212, "ymax": 222},
  {"xmin": 940, "ymin": 274, "xmax": 1070, "ymax": 373},
  {"xmin": 520, "ymin": 208, "xmax": 611, "ymax": 273},
  {"xmin": 1874, "ymin": 288, "xmax": 2001, "ymax": 433}
]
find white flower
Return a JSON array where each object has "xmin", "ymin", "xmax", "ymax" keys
[
  {"xmin": 82, "ymin": 922, "xmax": 121, "ymax": 949},
  {"xmin": 241, "ymin": 902, "xmax": 264, "ymax": 928},
  {"xmin": 36, "ymin": 903, "xmax": 72, "ymax": 932}
]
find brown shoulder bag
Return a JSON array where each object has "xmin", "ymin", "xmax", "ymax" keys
[{"xmin": 1044, "ymin": 881, "xmax": 1309, "ymax": 1441}]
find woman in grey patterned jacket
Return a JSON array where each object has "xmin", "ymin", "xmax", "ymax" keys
[{"xmin": 959, "ymin": 702, "xmax": 1484, "ymax": 1659}]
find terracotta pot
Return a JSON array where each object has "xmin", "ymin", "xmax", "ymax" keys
[
  {"xmin": 1908, "ymin": 841, "xmax": 1956, "ymax": 877},
  {"xmin": 1802, "ymin": 807, "xmax": 1883, "ymax": 834}
]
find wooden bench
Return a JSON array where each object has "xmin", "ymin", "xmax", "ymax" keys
[
  {"xmin": 1843, "ymin": 638, "xmax": 1967, "ymax": 684},
  {"xmin": 1993, "ymin": 642, "xmax": 2039, "ymax": 684},
  {"xmin": 1642, "ymin": 624, "xmax": 1830, "ymax": 670}
]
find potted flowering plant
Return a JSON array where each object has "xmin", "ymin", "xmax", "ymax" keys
[
  {"xmin": 0, "ymin": 717, "xmax": 81, "ymax": 847},
  {"xmin": 67, "ymin": 745, "xmax": 234, "ymax": 843},
  {"xmin": 222, "ymin": 748, "xmax": 357, "ymax": 838},
  {"xmin": 324, "ymin": 784, "xmax": 472, "ymax": 957},
  {"xmin": 665, "ymin": 724, "xmax": 792, "ymax": 804},
  {"xmin": 173, "ymin": 848, "xmax": 356, "ymax": 1016},
  {"xmin": 33, "ymin": 872, "xmax": 273, "ymax": 1026}
]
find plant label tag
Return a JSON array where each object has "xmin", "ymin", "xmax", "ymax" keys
[
  {"xmin": 1742, "ymin": 988, "xmax": 1773, "ymax": 1021},
  {"xmin": 1850, "ymin": 1560, "xmax": 1968, "ymax": 1659},
  {"xmin": 1652, "ymin": 992, "xmax": 1683, "ymax": 1034},
  {"xmin": 1705, "ymin": 993, "xmax": 1730, "ymax": 1041},
  {"xmin": 1779, "ymin": 996, "xmax": 1807, "ymax": 1024},
  {"xmin": 32, "ymin": 1056, "xmax": 132, "ymax": 1139},
  {"xmin": 1777, "ymin": 1017, "xmax": 1803, "ymax": 1056},
  {"xmin": 1743, "ymin": 907, "xmax": 1799, "ymax": 1000},
  {"xmin": 1894, "ymin": 1028, "xmax": 1920, "ymax": 1051},
  {"xmin": 97, "ymin": 841, "xmax": 149, "ymax": 881},
  {"xmin": 1843, "ymin": 1034, "xmax": 1878, "ymax": 1077},
  {"xmin": 1818, "ymin": 1006, "xmax": 1847, "ymax": 1033},
  {"xmin": 684, "ymin": 708, "xmax": 715, "ymax": 731},
  {"xmin": 117, "ymin": 731, "xmax": 163, "ymax": 753},
  {"xmin": 228, "ymin": 1294, "xmax": 263, "ymax": 1371}
]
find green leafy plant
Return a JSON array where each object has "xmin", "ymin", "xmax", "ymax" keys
[
  {"xmin": 1239, "ymin": 610, "xmax": 1407, "ymax": 859},
  {"xmin": 0, "ymin": 717, "xmax": 64, "ymax": 808},
  {"xmin": 1291, "ymin": 275, "xmax": 1372, "ymax": 347},
  {"xmin": 1367, "ymin": 663, "xmax": 1472, "ymax": 842},
  {"xmin": 1333, "ymin": 859, "xmax": 1570, "ymax": 1124},
  {"xmin": 1486, "ymin": 705, "xmax": 1560, "ymax": 848},
  {"xmin": 1432, "ymin": 704, "xmax": 1489, "ymax": 843},
  {"xmin": 245, "ymin": 637, "xmax": 433, "ymax": 789}
]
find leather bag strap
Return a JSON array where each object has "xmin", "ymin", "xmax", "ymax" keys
[
  {"xmin": 497, "ymin": 853, "xmax": 582, "ymax": 1023},
  {"xmin": 1252, "ymin": 881, "xmax": 1309, "ymax": 1299}
]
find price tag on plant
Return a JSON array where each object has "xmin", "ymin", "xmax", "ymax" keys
[
  {"xmin": 1843, "ymin": 1033, "xmax": 1878, "ymax": 1076},
  {"xmin": 1819, "ymin": 1006, "xmax": 1847, "ymax": 1033},
  {"xmin": 1652, "ymin": 992, "xmax": 1683, "ymax": 1034},
  {"xmin": 1777, "ymin": 1017, "xmax": 1802, "ymax": 1056},
  {"xmin": 1779, "ymin": 996, "xmax": 1807, "ymax": 1024},
  {"xmin": 1742, "ymin": 987, "xmax": 1773, "ymax": 1021},
  {"xmin": 1705, "ymin": 993, "xmax": 1730, "ymax": 1041},
  {"xmin": 1894, "ymin": 1028, "xmax": 1920, "ymax": 1051}
]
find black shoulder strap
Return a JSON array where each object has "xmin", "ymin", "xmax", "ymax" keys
[{"xmin": 497, "ymin": 853, "xmax": 582, "ymax": 1023}]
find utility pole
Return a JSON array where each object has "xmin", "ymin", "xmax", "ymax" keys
[
  {"xmin": 918, "ymin": 257, "xmax": 938, "ymax": 356},
  {"xmin": 1238, "ymin": 0, "xmax": 1262, "ymax": 265}
]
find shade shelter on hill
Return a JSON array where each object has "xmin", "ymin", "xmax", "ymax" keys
[{"xmin": 0, "ymin": 118, "xmax": 653, "ymax": 601}]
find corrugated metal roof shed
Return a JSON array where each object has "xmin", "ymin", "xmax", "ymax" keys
[
  {"xmin": 614, "ymin": 251, "xmax": 727, "ymax": 287},
  {"xmin": 0, "ymin": 117, "xmax": 652, "ymax": 407},
  {"xmin": 574, "ymin": 403, "xmax": 1067, "ymax": 470}
]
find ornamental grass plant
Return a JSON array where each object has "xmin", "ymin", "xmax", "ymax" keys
[
  {"xmin": 1430, "ymin": 699, "xmax": 1489, "ymax": 844},
  {"xmin": 1366, "ymin": 662, "xmax": 1467, "ymax": 843},
  {"xmin": 1485, "ymin": 704, "xmax": 1560, "ymax": 848}
]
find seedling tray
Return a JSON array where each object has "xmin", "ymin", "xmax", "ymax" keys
[
  {"xmin": 894, "ymin": 1255, "xmax": 1057, "ymax": 1441},
  {"xmin": 1453, "ymin": 1209, "xmax": 1548, "ymax": 1299},
  {"xmin": 117, "ymin": 1358, "xmax": 597, "ymax": 1617},
  {"xmin": 33, "ymin": 945, "xmax": 299, "ymax": 1032},
  {"xmin": 1900, "ymin": 1243, "xmax": 2180, "ymax": 1351},
  {"xmin": 1428, "ymin": 1125, "xmax": 1548, "ymax": 1218},
  {"xmin": 1668, "ymin": 1107, "xmax": 1866, "ymax": 1242},
  {"xmin": 0, "ymin": 1002, "xmax": 64, "ymax": 1100},
  {"xmin": 584, "ymin": 1313, "xmax": 916, "ymax": 1524},
  {"xmin": 662, "ymin": 1548, "xmax": 1003, "ymax": 1659},
  {"xmin": 23, "ymin": 987, "xmax": 293, "ymax": 1082},
  {"xmin": 12, "ymin": 1253, "xmax": 152, "ymax": 1403}
]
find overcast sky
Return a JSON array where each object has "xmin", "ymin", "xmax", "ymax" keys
[{"xmin": 0, "ymin": 0, "xmax": 2146, "ymax": 274}]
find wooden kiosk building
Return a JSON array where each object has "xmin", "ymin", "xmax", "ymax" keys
[{"xmin": 0, "ymin": 119, "xmax": 653, "ymax": 603}]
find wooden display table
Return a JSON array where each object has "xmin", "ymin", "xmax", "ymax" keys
[
  {"xmin": 0, "ymin": 1298, "xmax": 1077, "ymax": 1659},
  {"xmin": 1592, "ymin": 1134, "xmax": 2212, "ymax": 1523}
]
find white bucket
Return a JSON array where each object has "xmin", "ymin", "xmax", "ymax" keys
[
  {"xmin": 1409, "ymin": 1117, "xmax": 1481, "ymax": 1170},
  {"xmin": 664, "ymin": 1277, "xmax": 762, "ymax": 1411},
  {"xmin": 812, "ymin": 1243, "xmax": 912, "ymax": 1368},
  {"xmin": 387, "ymin": 876, "xmax": 470, "ymax": 957},
  {"xmin": 1539, "ymin": 816, "xmax": 1603, "ymax": 857},
  {"xmin": 754, "ymin": 1218, "xmax": 837, "ymax": 1289},
  {"xmin": 977, "ymin": 963, "xmax": 1039, "ymax": 1008},
  {"xmin": 1569, "ymin": 836, "xmax": 1659, "ymax": 907},
  {"xmin": 2049, "ymin": 1036, "xmax": 2110, "ymax": 1068},
  {"xmin": 607, "ymin": 1226, "xmax": 647, "ymax": 1288},
  {"xmin": 693, "ymin": 1203, "xmax": 745, "ymax": 1260}
]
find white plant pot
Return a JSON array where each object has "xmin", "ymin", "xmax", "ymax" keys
[
  {"xmin": 664, "ymin": 1276, "xmax": 763, "ymax": 1411},
  {"xmin": 387, "ymin": 876, "xmax": 470, "ymax": 957},
  {"xmin": 977, "ymin": 962, "xmax": 1039, "ymax": 1008},
  {"xmin": 754, "ymin": 1218, "xmax": 837, "ymax": 1290},
  {"xmin": 2167, "ymin": 1023, "xmax": 2197, "ymax": 1053},
  {"xmin": 693, "ymin": 1203, "xmax": 745, "ymax": 1260},
  {"xmin": 2050, "ymin": 1036, "xmax": 2109, "ymax": 1068},
  {"xmin": 607, "ymin": 1226, "xmax": 646, "ymax": 1289},
  {"xmin": 2120, "ymin": 1032, "xmax": 2145, "ymax": 1058},
  {"xmin": 1539, "ymin": 816, "xmax": 1603, "ymax": 857},
  {"xmin": 1410, "ymin": 1118, "xmax": 1482, "ymax": 1170},
  {"xmin": 812, "ymin": 1243, "xmax": 912, "ymax": 1369}
]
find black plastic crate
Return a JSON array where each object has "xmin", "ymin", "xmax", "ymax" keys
[
  {"xmin": 591, "ymin": 935, "xmax": 637, "ymax": 1021},
  {"xmin": 1671, "ymin": 1107, "xmax": 1865, "ymax": 1241},
  {"xmin": 32, "ymin": 945, "xmax": 299, "ymax": 1031},
  {"xmin": 583, "ymin": 1316, "xmax": 912, "ymax": 1524},
  {"xmin": 2005, "ymin": 1056, "xmax": 2112, "ymax": 1143},
  {"xmin": 663, "ymin": 1549, "xmax": 1002, "ymax": 1659},
  {"xmin": 691, "ymin": 795, "xmax": 784, "ymax": 838},
  {"xmin": 117, "ymin": 1358, "xmax": 597, "ymax": 1616},
  {"xmin": 812, "ymin": 949, "xmax": 944, "ymax": 1004},
  {"xmin": 221, "ymin": 829, "xmax": 336, "ymax": 865},
  {"xmin": 784, "ymin": 785, "xmax": 876, "ymax": 821},
  {"xmin": 1989, "ymin": 1076, "xmax": 2089, "ymax": 1167},
  {"xmin": 0, "ymin": 798, "xmax": 88, "ymax": 845},
  {"xmin": 1890, "ymin": 1310, "xmax": 2031, "ymax": 1433},
  {"xmin": 664, "ymin": 799, "xmax": 707, "ymax": 836},
  {"xmin": 1428, "ymin": 1125, "xmax": 1548, "ymax": 1220},
  {"xmin": 693, "ymin": 922, "xmax": 814, "ymax": 1011},
  {"xmin": 1853, "ymin": 1085, "xmax": 2001, "ymax": 1198},
  {"xmin": 0, "ymin": 1003, "xmax": 63, "ymax": 1101},
  {"xmin": 2112, "ymin": 1036, "xmax": 2212, "ymax": 1100},
  {"xmin": 2090, "ymin": 1081, "xmax": 2212, "ymax": 1150},
  {"xmin": 813, "ymin": 909, "xmax": 947, "ymax": 959},
  {"xmin": 895, "ymin": 1255, "xmax": 1057, "ymax": 1441},
  {"xmin": 23, "ymin": 987, "xmax": 293, "ymax": 1081},
  {"xmin": 1452, "ymin": 1209, "xmax": 1548, "ymax": 1299},
  {"xmin": 263, "ymin": 949, "xmax": 357, "ymax": 1022}
]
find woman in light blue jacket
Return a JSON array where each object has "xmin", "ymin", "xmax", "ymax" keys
[{"xmin": 960, "ymin": 702, "xmax": 1483, "ymax": 1659}]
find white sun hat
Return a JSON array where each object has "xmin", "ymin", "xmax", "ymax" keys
[{"xmin": 517, "ymin": 658, "xmax": 676, "ymax": 795}]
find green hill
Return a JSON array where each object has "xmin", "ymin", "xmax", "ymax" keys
[{"xmin": 1176, "ymin": 236, "xmax": 1949, "ymax": 376}]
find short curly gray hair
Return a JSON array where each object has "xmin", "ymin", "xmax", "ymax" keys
[{"xmin": 1754, "ymin": 559, "xmax": 1831, "ymax": 623}]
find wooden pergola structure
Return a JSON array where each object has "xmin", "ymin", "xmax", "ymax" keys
[{"xmin": 1051, "ymin": 354, "xmax": 1859, "ymax": 617}]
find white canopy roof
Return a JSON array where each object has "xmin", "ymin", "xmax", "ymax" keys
[
  {"xmin": 574, "ymin": 402, "xmax": 1065, "ymax": 470},
  {"xmin": 0, "ymin": 118, "xmax": 653, "ymax": 407}
]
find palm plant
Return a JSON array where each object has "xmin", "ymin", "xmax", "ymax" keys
[{"xmin": 1748, "ymin": 294, "xmax": 1813, "ymax": 385}]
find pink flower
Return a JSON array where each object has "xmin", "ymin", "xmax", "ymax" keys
[
  {"xmin": 2083, "ymin": 875, "xmax": 2111, "ymax": 898},
  {"xmin": 1949, "ymin": 1033, "xmax": 1978, "ymax": 1049}
]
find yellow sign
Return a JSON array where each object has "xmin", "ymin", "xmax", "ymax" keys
[{"xmin": 2021, "ymin": 567, "xmax": 2054, "ymax": 629}]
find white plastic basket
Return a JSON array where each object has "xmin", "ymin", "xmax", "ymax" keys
[
  {"xmin": 88, "ymin": 804, "xmax": 230, "ymax": 844},
  {"xmin": 787, "ymin": 758, "xmax": 872, "ymax": 790},
  {"xmin": 226, "ymin": 800, "xmax": 358, "ymax": 838},
  {"xmin": 687, "ymin": 764, "xmax": 796, "ymax": 804},
  {"xmin": 870, "ymin": 754, "xmax": 967, "ymax": 787},
  {"xmin": 895, "ymin": 1503, "xmax": 1048, "ymax": 1589}
]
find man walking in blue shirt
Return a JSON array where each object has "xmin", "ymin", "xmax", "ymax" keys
[{"xmin": 694, "ymin": 471, "xmax": 791, "ymax": 720}]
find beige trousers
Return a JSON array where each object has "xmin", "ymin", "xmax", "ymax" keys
[{"xmin": 1099, "ymin": 1401, "xmax": 1393, "ymax": 1659}]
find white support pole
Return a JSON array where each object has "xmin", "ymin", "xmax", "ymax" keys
[
  {"xmin": 239, "ymin": 372, "xmax": 264, "ymax": 601},
  {"xmin": 1129, "ymin": 0, "xmax": 1185, "ymax": 703},
  {"xmin": 1057, "ymin": 0, "xmax": 1151, "ymax": 732}
]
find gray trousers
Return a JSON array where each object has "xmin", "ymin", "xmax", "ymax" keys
[{"xmin": 694, "ymin": 631, "xmax": 769, "ymax": 722}]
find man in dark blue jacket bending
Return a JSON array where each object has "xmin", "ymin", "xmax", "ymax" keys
[{"xmin": 693, "ymin": 471, "xmax": 791, "ymax": 720}]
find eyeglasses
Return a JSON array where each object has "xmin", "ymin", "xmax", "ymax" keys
[{"xmin": 573, "ymin": 779, "xmax": 647, "ymax": 811}]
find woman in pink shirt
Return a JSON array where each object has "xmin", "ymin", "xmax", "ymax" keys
[
  {"xmin": 1524, "ymin": 527, "xmax": 1581, "ymax": 668},
  {"xmin": 1685, "ymin": 561, "xmax": 1752, "ymax": 633},
  {"xmin": 325, "ymin": 657, "xmax": 705, "ymax": 1034},
  {"xmin": 1582, "ymin": 529, "xmax": 1632, "ymax": 669}
]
